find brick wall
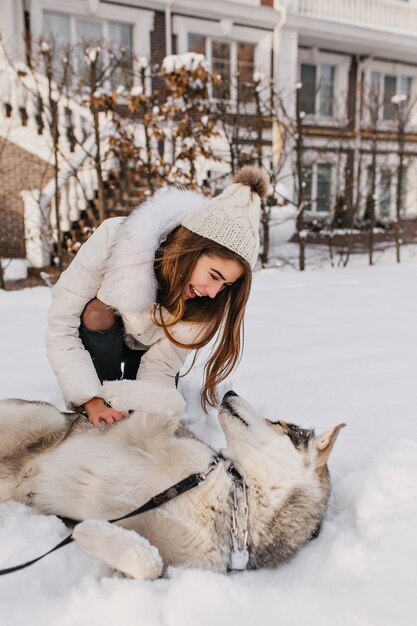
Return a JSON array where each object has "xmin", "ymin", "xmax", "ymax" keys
[
  {"xmin": 151, "ymin": 11, "xmax": 167, "ymax": 68},
  {"xmin": 150, "ymin": 10, "xmax": 177, "ymax": 90},
  {"xmin": 0, "ymin": 140, "xmax": 54, "ymax": 258}
]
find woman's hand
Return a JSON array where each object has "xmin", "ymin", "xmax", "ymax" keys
[{"xmin": 82, "ymin": 397, "xmax": 129, "ymax": 427}]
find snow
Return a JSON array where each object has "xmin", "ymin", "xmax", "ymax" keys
[
  {"xmin": 1, "ymin": 259, "xmax": 28, "ymax": 281},
  {"xmin": 162, "ymin": 53, "xmax": 206, "ymax": 74},
  {"xmin": 15, "ymin": 62, "xmax": 29, "ymax": 76},
  {"xmin": 93, "ymin": 87, "xmax": 112, "ymax": 98},
  {"xmin": 130, "ymin": 84, "xmax": 143, "ymax": 97},
  {"xmin": 253, "ymin": 71, "xmax": 264, "ymax": 83},
  {"xmin": 85, "ymin": 47, "xmax": 101, "ymax": 64},
  {"xmin": 391, "ymin": 94, "xmax": 407, "ymax": 105},
  {"xmin": 1, "ymin": 254, "xmax": 417, "ymax": 625}
]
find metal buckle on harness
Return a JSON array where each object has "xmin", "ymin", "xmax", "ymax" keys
[{"xmin": 197, "ymin": 455, "xmax": 223, "ymax": 481}]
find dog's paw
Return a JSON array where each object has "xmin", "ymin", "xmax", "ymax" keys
[
  {"xmin": 102, "ymin": 380, "xmax": 185, "ymax": 417},
  {"xmin": 73, "ymin": 520, "xmax": 163, "ymax": 580}
]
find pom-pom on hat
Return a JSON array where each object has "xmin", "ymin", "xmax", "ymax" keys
[{"xmin": 181, "ymin": 166, "xmax": 269, "ymax": 268}]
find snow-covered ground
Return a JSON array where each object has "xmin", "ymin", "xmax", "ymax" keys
[{"xmin": 1, "ymin": 252, "xmax": 417, "ymax": 626}]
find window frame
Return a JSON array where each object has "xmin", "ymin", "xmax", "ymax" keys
[
  {"xmin": 363, "ymin": 61, "xmax": 417, "ymax": 127},
  {"xmin": 188, "ymin": 33, "xmax": 256, "ymax": 102},
  {"xmin": 302, "ymin": 161, "xmax": 334, "ymax": 215},
  {"xmin": 174, "ymin": 15, "xmax": 272, "ymax": 104},
  {"xmin": 300, "ymin": 62, "xmax": 336, "ymax": 117},
  {"xmin": 43, "ymin": 11, "xmax": 134, "ymax": 86},
  {"xmin": 362, "ymin": 158, "xmax": 410, "ymax": 221},
  {"xmin": 32, "ymin": 1, "xmax": 154, "ymax": 91},
  {"xmin": 298, "ymin": 48, "xmax": 350, "ymax": 125}
]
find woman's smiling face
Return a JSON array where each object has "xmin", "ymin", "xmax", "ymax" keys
[{"xmin": 184, "ymin": 254, "xmax": 244, "ymax": 300}]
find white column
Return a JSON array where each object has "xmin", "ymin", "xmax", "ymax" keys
[
  {"xmin": 22, "ymin": 189, "xmax": 52, "ymax": 267},
  {"xmin": 276, "ymin": 28, "xmax": 298, "ymax": 95},
  {"xmin": 68, "ymin": 176, "xmax": 80, "ymax": 221},
  {"xmin": 0, "ymin": 0, "xmax": 25, "ymax": 61},
  {"xmin": 27, "ymin": 0, "xmax": 43, "ymax": 42},
  {"xmin": 275, "ymin": 28, "xmax": 298, "ymax": 202}
]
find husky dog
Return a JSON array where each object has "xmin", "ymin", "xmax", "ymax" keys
[{"xmin": 0, "ymin": 381, "xmax": 344, "ymax": 580}]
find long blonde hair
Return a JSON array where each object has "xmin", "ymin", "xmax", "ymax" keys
[{"xmin": 153, "ymin": 226, "xmax": 252, "ymax": 409}]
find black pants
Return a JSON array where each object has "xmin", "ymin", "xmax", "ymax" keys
[{"xmin": 79, "ymin": 317, "xmax": 146, "ymax": 383}]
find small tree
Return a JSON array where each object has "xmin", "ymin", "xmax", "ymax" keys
[
  {"xmin": 0, "ymin": 251, "xmax": 5, "ymax": 288},
  {"xmin": 39, "ymin": 41, "xmax": 64, "ymax": 269},
  {"xmin": 159, "ymin": 53, "xmax": 221, "ymax": 187},
  {"xmin": 294, "ymin": 83, "xmax": 307, "ymax": 271},
  {"xmin": 360, "ymin": 79, "xmax": 381, "ymax": 266},
  {"xmin": 390, "ymin": 93, "xmax": 416, "ymax": 263}
]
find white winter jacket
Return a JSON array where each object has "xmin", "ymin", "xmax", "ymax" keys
[{"xmin": 46, "ymin": 187, "xmax": 208, "ymax": 408}]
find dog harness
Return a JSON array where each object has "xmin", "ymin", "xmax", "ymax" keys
[
  {"xmin": 228, "ymin": 464, "xmax": 250, "ymax": 570},
  {"xmin": 0, "ymin": 455, "xmax": 250, "ymax": 576}
]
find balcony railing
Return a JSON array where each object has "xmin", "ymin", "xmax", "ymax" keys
[{"xmin": 284, "ymin": 0, "xmax": 417, "ymax": 34}]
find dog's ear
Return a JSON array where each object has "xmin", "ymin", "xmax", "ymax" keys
[{"xmin": 314, "ymin": 423, "xmax": 346, "ymax": 467}]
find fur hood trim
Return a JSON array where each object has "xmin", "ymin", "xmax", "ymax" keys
[{"xmin": 99, "ymin": 187, "xmax": 207, "ymax": 313}]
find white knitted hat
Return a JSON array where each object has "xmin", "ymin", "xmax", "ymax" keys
[{"xmin": 181, "ymin": 166, "xmax": 269, "ymax": 268}]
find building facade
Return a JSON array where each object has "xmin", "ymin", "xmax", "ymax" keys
[
  {"xmin": 0, "ymin": 0, "xmax": 283, "ymax": 262},
  {"xmin": 278, "ymin": 0, "xmax": 417, "ymax": 223},
  {"xmin": 1, "ymin": 0, "xmax": 417, "ymax": 263}
]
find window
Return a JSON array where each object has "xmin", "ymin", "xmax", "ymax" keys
[
  {"xmin": 189, "ymin": 34, "xmax": 205, "ymax": 56},
  {"xmin": 300, "ymin": 63, "xmax": 335, "ymax": 117},
  {"xmin": 44, "ymin": 11, "xmax": 70, "ymax": 51},
  {"xmin": 43, "ymin": 11, "xmax": 71, "ymax": 79},
  {"xmin": 300, "ymin": 64, "xmax": 316, "ymax": 114},
  {"xmin": 383, "ymin": 76, "xmax": 397, "ymax": 120},
  {"xmin": 212, "ymin": 40, "xmax": 231, "ymax": 99},
  {"xmin": 109, "ymin": 22, "xmax": 133, "ymax": 88},
  {"xmin": 379, "ymin": 168, "xmax": 392, "ymax": 217},
  {"xmin": 237, "ymin": 42, "xmax": 255, "ymax": 103},
  {"xmin": 302, "ymin": 163, "xmax": 332, "ymax": 213},
  {"xmin": 366, "ymin": 165, "xmax": 375, "ymax": 200},
  {"xmin": 316, "ymin": 164, "xmax": 332, "ymax": 212},
  {"xmin": 76, "ymin": 19, "xmax": 101, "ymax": 44},
  {"xmin": 365, "ymin": 165, "xmax": 405, "ymax": 219},
  {"xmin": 400, "ymin": 165, "xmax": 408, "ymax": 212},
  {"xmin": 303, "ymin": 165, "xmax": 313, "ymax": 211},
  {"xmin": 188, "ymin": 34, "xmax": 255, "ymax": 102},
  {"xmin": 43, "ymin": 11, "xmax": 133, "ymax": 87},
  {"xmin": 319, "ymin": 65, "xmax": 335, "ymax": 116},
  {"xmin": 367, "ymin": 71, "xmax": 412, "ymax": 121}
]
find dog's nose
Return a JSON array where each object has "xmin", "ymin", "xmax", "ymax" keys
[{"xmin": 224, "ymin": 390, "xmax": 238, "ymax": 399}]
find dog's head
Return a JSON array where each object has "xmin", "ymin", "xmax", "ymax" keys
[{"xmin": 219, "ymin": 391, "xmax": 345, "ymax": 569}]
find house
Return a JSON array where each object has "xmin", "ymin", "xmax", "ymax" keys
[
  {"xmin": 0, "ymin": 0, "xmax": 284, "ymax": 267},
  {"xmin": 278, "ymin": 0, "xmax": 417, "ymax": 227},
  {"xmin": 1, "ymin": 0, "xmax": 417, "ymax": 268}
]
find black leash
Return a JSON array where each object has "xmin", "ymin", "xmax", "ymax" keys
[
  {"xmin": 0, "ymin": 535, "xmax": 74, "ymax": 576},
  {"xmin": 0, "ymin": 456, "xmax": 222, "ymax": 576}
]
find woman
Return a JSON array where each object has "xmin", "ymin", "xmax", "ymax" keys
[{"xmin": 46, "ymin": 166, "xmax": 268, "ymax": 426}]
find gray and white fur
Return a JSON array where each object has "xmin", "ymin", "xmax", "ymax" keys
[{"xmin": 0, "ymin": 381, "xmax": 345, "ymax": 580}]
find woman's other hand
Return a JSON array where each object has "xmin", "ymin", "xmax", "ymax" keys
[{"xmin": 83, "ymin": 397, "xmax": 129, "ymax": 427}]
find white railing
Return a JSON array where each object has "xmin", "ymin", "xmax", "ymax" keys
[
  {"xmin": 0, "ymin": 58, "xmax": 95, "ymax": 160},
  {"xmin": 0, "ymin": 49, "xmax": 122, "ymax": 266},
  {"xmin": 284, "ymin": 0, "xmax": 417, "ymax": 34},
  {"xmin": 20, "ymin": 122, "xmax": 118, "ymax": 267}
]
